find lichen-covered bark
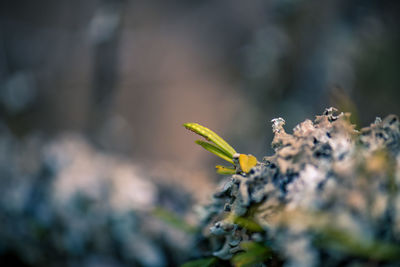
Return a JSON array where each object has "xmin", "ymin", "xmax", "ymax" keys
[{"xmin": 196, "ymin": 108, "xmax": 400, "ymax": 266}]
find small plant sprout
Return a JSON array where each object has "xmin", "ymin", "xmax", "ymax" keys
[{"xmin": 183, "ymin": 122, "xmax": 258, "ymax": 175}]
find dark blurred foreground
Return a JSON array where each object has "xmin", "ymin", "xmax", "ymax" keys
[{"xmin": 0, "ymin": 129, "xmax": 197, "ymax": 266}]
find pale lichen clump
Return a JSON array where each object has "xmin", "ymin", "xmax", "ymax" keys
[{"xmin": 195, "ymin": 108, "xmax": 400, "ymax": 266}]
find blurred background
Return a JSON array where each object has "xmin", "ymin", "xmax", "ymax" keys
[{"xmin": 0, "ymin": 0, "xmax": 399, "ymax": 266}]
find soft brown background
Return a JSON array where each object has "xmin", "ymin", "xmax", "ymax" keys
[{"xmin": 1, "ymin": 0, "xmax": 399, "ymax": 196}]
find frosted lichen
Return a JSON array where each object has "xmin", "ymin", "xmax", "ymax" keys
[{"xmin": 193, "ymin": 108, "xmax": 400, "ymax": 266}]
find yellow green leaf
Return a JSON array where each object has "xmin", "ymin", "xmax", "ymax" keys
[
  {"xmin": 233, "ymin": 216, "xmax": 264, "ymax": 232},
  {"xmin": 216, "ymin": 165, "xmax": 236, "ymax": 175},
  {"xmin": 183, "ymin": 123, "xmax": 237, "ymax": 157},
  {"xmin": 239, "ymin": 154, "xmax": 258, "ymax": 173},
  {"xmin": 195, "ymin": 140, "xmax": 234, "ymax": 164},
  {"xmin": 231, "ymin": 242, "xmax": 271, "ymax": 267}
]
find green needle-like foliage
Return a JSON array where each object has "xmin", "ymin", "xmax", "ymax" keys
[
  {"xmin": 195, "ymin": 140, "xmax": 234, "ymax": 164},
  {"xmin": 183, "ymin": 122, "xmax": 258, "ymax": 174},
  {"xmin": 183, "ymin": 123, "xmax": 237, "ymax": 158},
  {"xmin": 215, "ymin": 165, "xmax": 236, "ymax": 175}
]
